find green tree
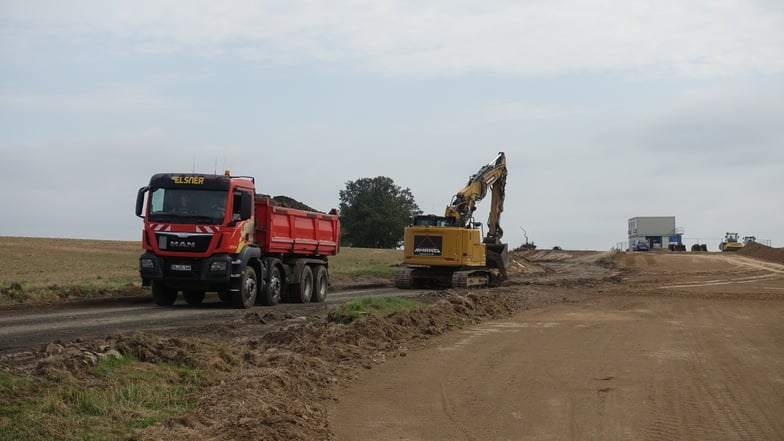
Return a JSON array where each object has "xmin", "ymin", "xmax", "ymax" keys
[{"xmin": 339, "ymin": 176, "xmax": 421, "ymax": 248}]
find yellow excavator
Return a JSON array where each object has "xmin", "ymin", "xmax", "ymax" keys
[{"xmin": 395, "ymin": 152, "xmax": 510, "ymax": 289}]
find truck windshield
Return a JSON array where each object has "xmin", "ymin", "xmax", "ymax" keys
[{"xmin": 148, "ymin": 188, "xmax": 227, "ymax": 224}]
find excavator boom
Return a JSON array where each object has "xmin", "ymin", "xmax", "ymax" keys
[{"xmin": 444, "ymin": 153, "xmax": 507, "ymax": 240}]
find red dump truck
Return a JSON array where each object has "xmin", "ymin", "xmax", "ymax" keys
[{"xmin": 135, "ymin": 172, "xmax": 340, "ymax": 308}]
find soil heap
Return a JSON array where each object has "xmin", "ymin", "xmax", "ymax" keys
[
  {"xmin": 256, "ymin": 194, "xmax": 324, "ymax": 213},
  {"xmin": 738, "ymin": 242, "xmax": 784, "ymax": 265}
]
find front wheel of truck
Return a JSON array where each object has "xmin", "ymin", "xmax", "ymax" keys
[
  {"xmin": 152, "ymin": 281, "xmax": 177, "ymax": 306},
  {"xmin": 233, "ymin": 266, "xmax": 257, "ymax": 309}
]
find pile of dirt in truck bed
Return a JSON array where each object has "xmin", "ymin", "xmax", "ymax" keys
[
  {"xmin": 739, "ymin": 242, "xmax": 784, "ymax": 265},
  {"xmin": 256, "ymin": 194, "xmax": 324, "ymax": 213}
]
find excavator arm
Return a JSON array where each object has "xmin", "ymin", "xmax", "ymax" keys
[{"xmin": 444, "ymin": 152, "xmax": 507, "ymax": 244}]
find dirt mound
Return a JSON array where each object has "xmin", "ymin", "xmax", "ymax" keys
[
  {"xmin": 514, "ymin": 249, "xmax": 574, "ymax": 262},
  {"xmin": 257, "ymin": 194, "xmax": 324, "ymax": 213},
  {"xmin": 134, "ymin": 291, "xmax": 539, "ymax": 440},
  {"xmin": 506, "ymin": 255, "xmax": 550, "ymax": 275},
  {"xmin": 739, "ymin": 242, "xmax": 784, "ymax": 265},
  {"xmin": 10, "ymin": 290, "xmax": 562, "ymax": 441}
]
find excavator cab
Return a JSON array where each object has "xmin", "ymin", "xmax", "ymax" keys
[{"xmin": 411, "ymin": 215, "xmax": 456, "ymax": 227}]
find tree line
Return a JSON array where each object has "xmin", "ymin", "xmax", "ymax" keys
[{"xmin": 338, "ymin": 176, "xmax": 421, "ymax": 249}]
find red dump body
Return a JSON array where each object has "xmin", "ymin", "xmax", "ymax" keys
[{"xmin": 254, "ymin": 197, "xmax": 340, "ymax": 257}]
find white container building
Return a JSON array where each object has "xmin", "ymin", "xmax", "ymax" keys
[{"xmin": 628, "ymin": 216, "xmax": 684, "ymax": 250}]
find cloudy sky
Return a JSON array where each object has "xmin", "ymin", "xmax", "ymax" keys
[{"xmin": 1, "ymin": 0, "xmax": 782, "ymax": 250}]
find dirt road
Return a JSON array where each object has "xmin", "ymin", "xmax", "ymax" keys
[
  {"xmin": 0, "ymin": 287, "xmax": 422, "ymax": 350},
  {"xmin": 330, "ymin": 252, "xmax": 784, "ymax": 441}
]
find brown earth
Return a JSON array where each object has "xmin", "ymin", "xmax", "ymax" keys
[
  {"xmin": 257, "ymin": 194, "xmax": 323, "ymax": 213},
  {"xmin": 3, "ymin": 249, "xmax": 784, "ymax": 440},
  {"xmin": 739, "ymin": 241, "xmax": 784, "ymax": 264},
  {"xmin": 329, "ymin": 251, "xmax": 784, "ymax": 441}
]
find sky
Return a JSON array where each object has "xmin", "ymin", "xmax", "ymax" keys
[{"xmin": 1, "ymin": 0, "xmax": 782, "ymax": 250}]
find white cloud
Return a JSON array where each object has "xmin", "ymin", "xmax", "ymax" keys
[
  {"xmin": 3, "ymin": 0, "xmax": 783, "ymax": 77},
  {"xmin": 477, "ymin": 103, "xmax": 577, "ymax": 122},
  {"xmin": 0, "ymin": 87, "xmax": 177, "ymax": 113},
  {"xmin": 602, "ymin": 83, "xmax": 784, "ymax": 165}
]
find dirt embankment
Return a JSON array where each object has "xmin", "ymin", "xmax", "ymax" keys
[
  {"xmin": 739, "ymin": 242, "xmax": 784, "ymax": 265},
  {"xmin": 5, "ymin": 288, "xmax": 572, "ymax": 441}
]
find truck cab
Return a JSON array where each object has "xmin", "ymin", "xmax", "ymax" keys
[
  {"xmin": 136, "ymin": 172, "xmax": 261, "ymax": 308},
  {"xmin": 136, "ymin": 171, "xmax": 340, "ymax": 309}
]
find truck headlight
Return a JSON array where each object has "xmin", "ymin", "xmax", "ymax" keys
[
  {"xmin": 140, "ymin": 258, "xmax": 155, "ymax": 269},
  {"xmin": 209, "ymin": 261, "xmax": 228, "ymax": 271}
]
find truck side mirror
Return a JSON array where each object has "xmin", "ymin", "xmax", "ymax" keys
[
  {"xmin": 135, "ymin": 186, "xmax": 149, "ymax": 218},
  {"xmin": 240, "ymin": 192, "xmax": 253, "ymax": 220}
]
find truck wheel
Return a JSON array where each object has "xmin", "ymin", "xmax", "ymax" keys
[
  {"xmin": 233, "ymin": 267, "xmax": 257, "ymax": 309},
  {"xmin": 312, "ymin": 265, "xmax": 328, "ymax": 303},
  {"xmin": 293, "ymin": 266, "xmax": 313, "ymax": 303},
  {"xmin": 259, "ymin": 265, "xmax": 282, "ymax": 306},
  {"xmin": 183, "ymin": 290, "xmax": 205, "ymax": 305},
  {"xmin": 152, "ymin": 281, "xmax": 177, "ymax": 306}
]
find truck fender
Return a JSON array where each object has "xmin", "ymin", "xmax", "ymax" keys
[
  {"xmin": 263, "ymin": 258, "xmax": 285, "ymax": 284},
  {"xmin": 289, "ymin": 259, "xmax": 310, "ymax": 285},
  {"xmin": 237, "ymin": 245, "xmax": 265, "ymax": 292}
]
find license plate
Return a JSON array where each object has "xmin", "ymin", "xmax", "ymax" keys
[{"xmin": 170, "ymin": 264, "xmax": 192, "ymax": 271}]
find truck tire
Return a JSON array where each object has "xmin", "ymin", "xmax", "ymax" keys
[
  {"xmin": 152, "ymin": 281, "xmax": 177, "ymax": 306},
  {"xmin": 183, "ymin": 290, "xmax": 205, "ymax": 305},
  {"xmin": 258, "ymin": 265, "xmax": 282, "ymax": 306},
  {"xmin": 312, "ymin": 265, "xmax": 328, "ymax": 303},
  {"xmin": 233, "ymin": 266, "xmax": 258, "ymax": 309},
  {"xmin": 292, "ymin": 265, "xmax": 313, "ymax": 303}
]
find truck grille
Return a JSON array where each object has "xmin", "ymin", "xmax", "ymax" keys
[{"xmin": 156, "ymin": 233, "xmax": 213, "ymax": 253}]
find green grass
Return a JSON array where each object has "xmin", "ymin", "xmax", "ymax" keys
[
  {"xmin": 0, "ymin": 355, "xmax": 204, "ymax": 441},
  {"xmin": 331, "ymin": 296, "xmax": 421, "ymax": 323},
  {"xmin": 329, "ymin": 247, "xmax": 402, "ymax": 279}
]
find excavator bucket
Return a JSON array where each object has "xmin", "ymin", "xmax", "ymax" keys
[{"xmin": 485, "ymin": 243, "xmax": 510, "ymax": 285}]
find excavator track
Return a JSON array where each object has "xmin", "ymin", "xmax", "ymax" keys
[
  {"xmin": 395, "ymin": 266, "xmax": 503, "ymax": 289},
  {"xmin": 451, "ymin": 270, "xmax": 490, "ymax": 288},
  {"xmin": 394, "ymin": 268, "xmax": 415, "ymax": 289}
]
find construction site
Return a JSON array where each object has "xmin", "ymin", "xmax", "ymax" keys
[
  {"xmin": 0, "ymin": 156, "xmax": 782, "ymax": 440},
  {"xmin": 0, "ymin": 237, "xmax": 782, "ymax": 440}
]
